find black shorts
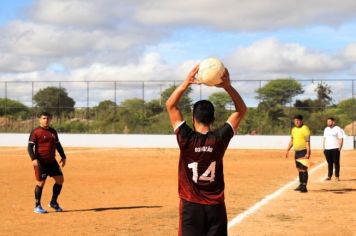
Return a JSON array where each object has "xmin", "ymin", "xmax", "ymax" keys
[
  {"xmin": 179, "ymin": 199, "xmax": 227, "ymax": 236},
  {"xmin": 295, "ymin": 149, "xmax": 308, "ymax": 170},
  {"xmin": 34, "ymin": 161, "xmax": 63, "ymax": 181}
]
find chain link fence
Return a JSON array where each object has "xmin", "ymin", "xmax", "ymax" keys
[{"xmin": 0, "ymin": 79, "xmax": 355, "ymax": 146}]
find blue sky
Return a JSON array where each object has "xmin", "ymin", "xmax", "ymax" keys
[
  {"xmin": 1, "ymin": 0, "xmax": 356, "ymax": 106},
  {"xmin": 0, "ymin": 0, "xmax": 33, "ymax": 26}
]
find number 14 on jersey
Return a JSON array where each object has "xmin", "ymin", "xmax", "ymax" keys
[{"xmin": 188, "ymin": 161, "xmax": 216, "ymax": 183}]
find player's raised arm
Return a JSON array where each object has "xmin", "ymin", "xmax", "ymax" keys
[
  {"xmin": 218, "ymin": 69, "xmax": 247, "ymax": 131},
  {"xmin": 166, "ymin": 65, "xmax": 199, "ymax": 129}
]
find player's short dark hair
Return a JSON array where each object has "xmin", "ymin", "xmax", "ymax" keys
[
  {"xmin": 327, "ymin": 117, "xmax": 335, "ymax": 121},
  {"xmin": 293, "ymin": 114, "xmax": 303, "ymax": 120},
  {"xmin": 38, "ymin": 111, "xmax": 52, "ymax": 118},
  {"xmin": 193, "ymin": 100, "xmax": 215, "ymax": 126}
]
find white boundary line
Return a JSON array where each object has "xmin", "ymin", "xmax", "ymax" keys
[{"xmin": 227, "ymin": 161, "xmax": 327, "ymax": 229}]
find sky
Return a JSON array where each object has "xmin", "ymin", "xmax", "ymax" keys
[{"xmin": 1, "ymin": 0, "xmax": 356, "ymax": 106}]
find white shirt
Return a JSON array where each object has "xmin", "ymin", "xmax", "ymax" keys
[{"xmin": 323, "ymin": 126, "xmax": 345, "ymax": 150}]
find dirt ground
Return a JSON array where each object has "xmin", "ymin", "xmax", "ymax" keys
[{"xmin": 0, "ymin": 147, "xmax": 355, "ymax": 236}]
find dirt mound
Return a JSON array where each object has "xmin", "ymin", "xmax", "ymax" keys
[{"xmin": 344, "ymin": 121, "xmax": 356, "ymax": 135}]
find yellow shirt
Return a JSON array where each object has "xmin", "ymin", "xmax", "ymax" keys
[{"xmin": 291, "ymin": 125, "xmax": 310, "ymax": 151}]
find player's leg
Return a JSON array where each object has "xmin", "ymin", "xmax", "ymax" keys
[
  {"xmin": 48, "ymin": 161, "xmax": 64, "ymax": 212},
  {"xmin": 299, "ymin": 168, "xmax": 308, "ymax": 193},
  {"xmin": 179, "ymin": 199, "xmax": 205, "ymax": 236},
  {"xmin": 324, "ymin": 149, "xmax": 333, "ymax": 179},
  {"xmin": 332, "ymin": 149, "xmax": 341, "ymax": 180},
  {"xmin": 33, "ymin": 163, "xmax": 48, "ymax": 214},
  {"xmin": 294, "ymin": 159, "xmax": 302, "ymax": 190},
  {"xmin": 204, "ymin": 203, "xmax": 227, "ymax": 236},
  {"xmin": 294, "ymin": 150, "xmax": 307, "ymax": 191}
]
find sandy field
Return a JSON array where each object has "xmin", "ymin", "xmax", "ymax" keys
[{"xmin": 0, "ymin": 147, "xmax": 355, "ymax": 236}]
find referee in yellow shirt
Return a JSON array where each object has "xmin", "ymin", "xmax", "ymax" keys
[{"xmin": 286, "ymin": 115, "xmax": 311, "ymax": 193}]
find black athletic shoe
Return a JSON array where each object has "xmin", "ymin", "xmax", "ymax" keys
[
  {"xmin": 294, "ymin": 184, "xmax": 302, "ymax": 191},
  {"xmin": 49, "ymin": 202, "xmax": 63, "ymax": 212},
  {"xmin": 300, "ymin": 185, "xmax": 308, "ymax": 193}
]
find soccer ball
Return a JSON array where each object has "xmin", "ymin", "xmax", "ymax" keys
[{"xmin": 197, "ymin": 58, "xmax": 225, "ymax": 86}]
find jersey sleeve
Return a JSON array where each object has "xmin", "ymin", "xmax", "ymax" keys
[
  {"xmin": 52, "ymin": 128, "xmax": 60, "ymax": 143},
  {"xmin": 337, "ymin": 127, "xmax": 345, "ymax": 139},
  {"xmin": 28, "ymin": 129, "xmax": 38, "ymax": 144},
  {"xmin": 175, "ymin": 121, "xmax": 193, "ymax": 149},
  {"xmin": 215, "ymin": 122, "xmax": 235, "ymax": 141}
]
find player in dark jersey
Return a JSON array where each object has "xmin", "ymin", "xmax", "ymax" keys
[
  {"xmin": 28, "ymin": 112, "xmax": 67, "ymax": 214},
  {"xmin": 166, "ymin": 65, "xmax": 247, "ymax": 236}
]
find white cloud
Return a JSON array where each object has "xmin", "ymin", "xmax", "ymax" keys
[
  {"xmin": 134, "ymin": 0, "xmax": 356, "ymax": 31},
  {"xmin": 67, "ymin": 53, "xmax": 191, "ymax": 82},
  {"xmin": 0, "ymin": 18, "xmax": 163, "ymax": 72},
  {"xmin": 1, "ymin": 0, "xmax": 355, "ymax": 79},
  {"xmin": 226, "ymin": 38, "xmax": 346, "ymax": 75},
  {"xmin": 342, "ymin": 43, "xmax": 356, "ymax": 62},
  {"xmin": 28, "ymin": 0, "xmax": 134, "ymax": 28}
]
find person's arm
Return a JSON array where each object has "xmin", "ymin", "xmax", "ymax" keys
[
  {"xmin": 285, "ymin": 138, "xmax": 293, "ymax": 158},
  {"xmin": 218, "ymin": 69, "xmax": 247, "ymax": 131},
  {"xmin": 305, "ymin": 141, "xmax": 311, "ymax": 158},
  {"xmin": 338, "ymin": 128, "xmax": 344, "ymax": 151},
  {"xmin": 166, "ymin": 65, "xmax": 199, "ymax": 130},
  {"xmin": 28, "ymin": 142, "xmax": 36, "ymax": 161},
  {"xmin": 56, "ymin": 142, "xmax": 67, "ymax": 167},
  {"xmin": 323, "ymin": 128, "xmax": 326, "ymax": 150},
  {"xmin": 338, "ymin": 138, "xmax": 344, "ymax": 151},
  {"xmin": 28, "ymin": 130, "xmax": 40, "ymax": 167},
  {"xmin": 305, "ymin": 127, "xmax": 311, "ymax": 158},
  {"xmin": 323, "ymin": 137, "xmax": 325, "ymax": 150}
]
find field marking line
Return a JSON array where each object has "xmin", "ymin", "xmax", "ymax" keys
[{"xmin": 227, "ymin": 161, "xmax": 327, "ymax": 229}]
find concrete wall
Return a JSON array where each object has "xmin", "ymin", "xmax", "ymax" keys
[{"xmin": 0, "ymin": 133, "xmax": 354, "ymax": 150}]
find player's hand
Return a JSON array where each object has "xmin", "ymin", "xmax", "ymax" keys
[
  {"xmin": 185, "ymin": 64, "xmax": 200, "ymax": 85},
  {"xmin": 32, "ymin": 159, "xmax": 39, "ymax": 166},
  {"xmin": 59, "ymin": 158, "xmax": 66, "ymax": 167},
  {"xmin": 216, "ymin": 68, "xmax": 231, "ymax": 88}
]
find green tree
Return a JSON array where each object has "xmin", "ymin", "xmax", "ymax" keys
[
  {"xmin": 314, "ymin": 81, "xmax": 332, "ymax": 109},
  {"xmin": 294, "ymin": 99, "xmax": 316, "ymax": 111},
  {"xmin": 256, "ymin": 79, "xmax": 304, "ymax": 105},
  {"xmin": 294, "ymin": 82, "xmax": 333, "ymax": 113},
  {"xmin": 255, "ymin": 79, "xmax": 303, "ymax": 134},
  {"xmin": 118, "ymin": 98, "xmax": 148, "ymax": 133},
  {"xmin": 208, "ymin": 92, "xmax": 232, "ymax": 126},
  {"xmin": 145, "ymin": 99, "xmax": 164, "ymax": 117},
  {"xmin": 33, "ymin": 87, "xmax": 75, "ymax": 116},
  {"xmin": 94, "ymin": 100, "xmax": 117, "ymax": 121},
  {"xmin": 0, "ymin": 98, "xmax": 30, "ymax": 119},
  {"xmin": 161, "ymin": 85, "xmax": 192, "ymax": 114},
  {"xmin": 337, "ymin": 98, "xmax": 356, "ymax": 121}
]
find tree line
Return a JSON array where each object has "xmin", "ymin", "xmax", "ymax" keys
[{"xmin": 0, "ymin": 79, "xmax": 355, "ymax": 134}]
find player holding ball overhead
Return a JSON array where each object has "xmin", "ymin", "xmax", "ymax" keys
[{"xmin": 166, "ymin": 60, "xmax": 247, "ymax": 236}]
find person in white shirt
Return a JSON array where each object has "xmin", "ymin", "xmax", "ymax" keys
[{"xmin": 323, "ymin": 117, "xmax": 345, "ymax": 181}]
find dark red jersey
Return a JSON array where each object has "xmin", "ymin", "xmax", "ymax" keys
[
  {"xmin": 28, "ymin": 126, "xmax": 60, "ymax": 162},
  {"xmin": 175, "ymin": 121, "xmax": 234, "ymax": 205}
]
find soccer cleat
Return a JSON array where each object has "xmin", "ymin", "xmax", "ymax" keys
[
  {"xmin": 48, "ymin": 202, "xmax": 63, "ymax": 212},
  {"xmin": 300, "ymin": 185, "xmax": 308, "ymax": 193},
  {"xmin": 335, "ymin": 177, "xmax": 340, "ymax": 181},
  {"xmin": 34, "ymin": 205, "xmax": 47, "ymax": 214},
  {"xmin": 294, "ymin": 184, "xmax": 302, "ymax": 191},
  {"xmin": 325, "ymin": 177, "xmax": 331, "ymax": 181}
]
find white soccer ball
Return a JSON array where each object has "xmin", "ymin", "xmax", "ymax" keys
[{"xmin": 197, "ymin": 58, "xmax": 225, "ymax": 86}]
